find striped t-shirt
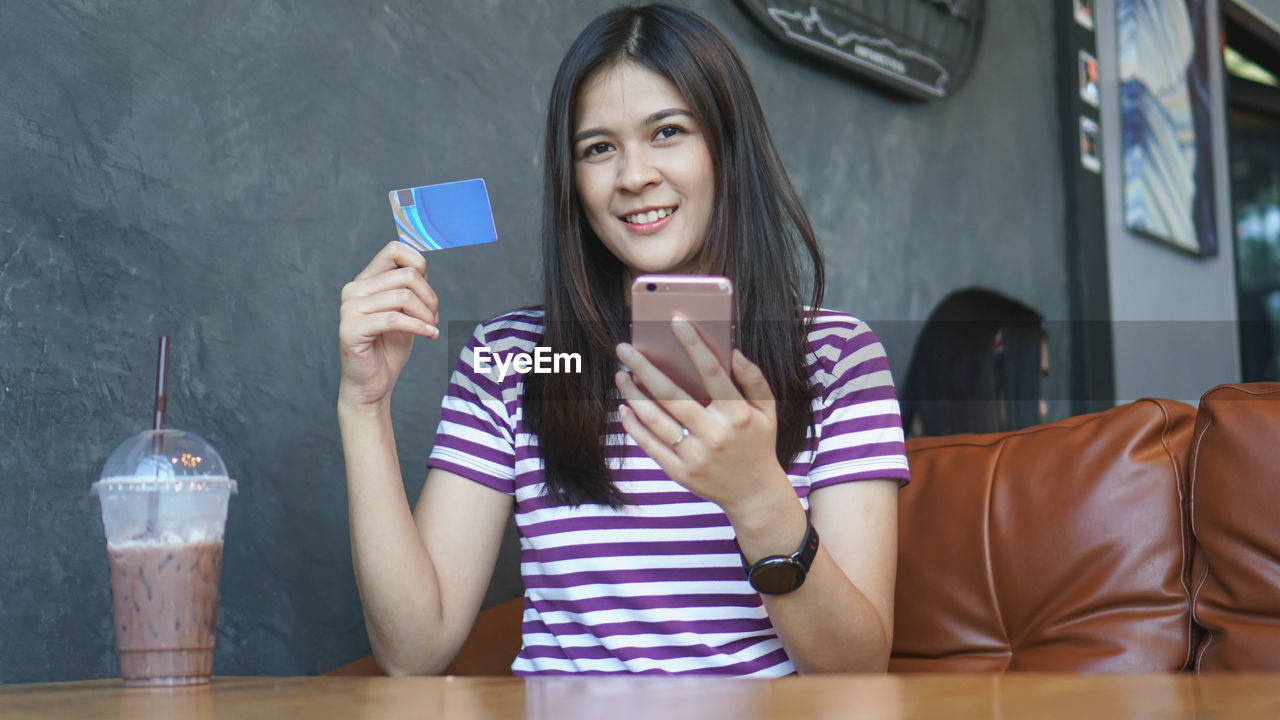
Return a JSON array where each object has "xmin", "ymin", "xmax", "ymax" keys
[{"xmin": 427, "ymin": 307, "xmax": 910, "ymax": 676}]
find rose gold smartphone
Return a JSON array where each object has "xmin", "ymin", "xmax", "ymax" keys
[{"xmin": 629, "ymin": 275, "xmax": 734, "ymax": 406}]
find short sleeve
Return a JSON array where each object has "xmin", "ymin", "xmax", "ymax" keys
[
  {"xmin": 809, "ymin": 320, "xmax": 911, "ymax": 490},
  {"xmin": 426, "ymin": 322, "xmax": 518, "ymax": 495}
]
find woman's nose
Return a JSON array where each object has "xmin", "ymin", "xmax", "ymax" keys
[{"xmin": 617, "ymin": 147, "xmax": 661, "ymax": 192}]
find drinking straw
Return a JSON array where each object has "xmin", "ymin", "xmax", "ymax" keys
[
  {"xmin": 145, "ymin": 336, "xmax": 169, "ymax": 535},
  {"xmin": 154, "ymin": 337, "xmax": 168, "ymax": 434}
]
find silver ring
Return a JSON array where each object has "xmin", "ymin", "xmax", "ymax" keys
[{"xmin": 671, "ymin": 427, "xmax": 690, "ymax": 447}]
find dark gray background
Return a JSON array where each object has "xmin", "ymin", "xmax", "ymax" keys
[{"xmin": 1, "ymin": 0, "xmax": 1071, "ymax": 682}]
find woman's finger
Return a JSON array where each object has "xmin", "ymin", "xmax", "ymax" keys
[
  {"xmin": 615, "ymin": 370, "xmax": 686, "ymax": 447},
  {"xmin": 344, "ymin": 289, "xmax": 439, "ymax": 331},
  {"xmin": 670, "ymin": 316, "xmax": 740, "ymax": 403},
  {"xmin": 732, "ymin": 349, "xmax": 776, "ymax": 417},
  {"xmin": 339, "ymin": 311, "xmax": 437, "ymax": 348},
  {"xmin": 618, "ymin": 404, "xmax": 685, "ymax": 473},
  {"xmin": 342, "ymin": 266, "xmax": 439, "ymax": 315},
  {"xmin": 353, "ymin": 241, "xmax": 428, "ymax": 282},
  {"xmin": 616, "ymin": 343, "xmax": 706, "ymax": 430}
]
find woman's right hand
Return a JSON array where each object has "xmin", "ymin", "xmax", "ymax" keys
[{"xmin": 338, "ymin": 241, "xmax": 440, "ymax": 409}]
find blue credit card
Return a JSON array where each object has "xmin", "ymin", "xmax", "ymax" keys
[{"xmin": 388, "ymin": 178, "xmax": 498, "ymax": 252}]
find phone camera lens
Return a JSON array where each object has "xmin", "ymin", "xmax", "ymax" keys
[{"xmin": 646, "ymin": 283, "xmax": 657, "ymax": 292}]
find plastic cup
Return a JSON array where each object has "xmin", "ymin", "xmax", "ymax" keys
[{"xmin": 91, "ymin": 429, "xmax": 237, "ymax": 687}]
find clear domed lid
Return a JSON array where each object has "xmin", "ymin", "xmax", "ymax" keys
[{"xmin": 92, "ymin": 429, "xmax": 236, "ymax": 493}]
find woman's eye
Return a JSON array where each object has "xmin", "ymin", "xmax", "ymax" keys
[
  {"xmin": 583, "ymin": 142, "xmax": 612, "ymax": 158},
  {"xmin": 655, "ymin": 125, "xmax": 683, "ymax": 140}
]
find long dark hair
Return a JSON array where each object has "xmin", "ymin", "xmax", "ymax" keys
[
  {"xmin": 524, "ymin": 4, "xmax": 826, "ymax": 507},
  {"xmin": 900, "ymin": 288, "xmax": 1046, "ymax": 437}
]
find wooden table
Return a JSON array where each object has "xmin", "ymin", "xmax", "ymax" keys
[{"xmin": 2, "ymin": 673, "xmax": 1279, "ymax": 719}]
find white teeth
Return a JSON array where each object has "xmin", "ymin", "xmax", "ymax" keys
[{"xmin": 626, "ymin": 207, "xmax": 674, "ymax": 224}]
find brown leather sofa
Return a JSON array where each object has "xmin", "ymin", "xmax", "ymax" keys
[
  {"xmin": 329, "ymin": 382, "xmax": 1280, "ymax": 676},
  {"xmin": 894, "ymin": 382, "xmax": 1280, "ymax": 673}
]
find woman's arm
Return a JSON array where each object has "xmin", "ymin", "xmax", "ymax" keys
[
  {"xmin": 726, "ymin": 476, "xmax": 897, "ymax": 672},
  {"xmin": 338, "ymin": 241, "xmax": 512, "ymax": 675},
  {"xmin": 341, "ymin": 406, "xmax": 512, "ymax": 676}
]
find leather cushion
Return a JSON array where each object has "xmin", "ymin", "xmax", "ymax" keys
[
  {"xmin": 1189, "ymin": 383, "xmax": 1280, "ymax": 671},
  {"xmin": 892, "ymin": 398, "xmax": 1197, "ymax": 672}
]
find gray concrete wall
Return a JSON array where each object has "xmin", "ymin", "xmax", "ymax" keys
[
  {"xmin": 1096, "ymin": 0, "xmax": 1241, "ymax": 404},
  {"xmin": 0, "ymin": 0, "xmax": 1067, "ymax": 681}
]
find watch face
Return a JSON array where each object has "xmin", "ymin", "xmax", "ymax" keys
[{"xmin": 750, "ymin": 559, "xmax": 804, "ymax": 595}]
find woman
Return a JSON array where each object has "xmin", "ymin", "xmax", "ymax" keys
[
  {"xmin": 338, "ymin": 4, "xmax": 909, "ymax": 676},
  {"xmin": 900, "ymin": 288, "xmax": 1049, "ymax": 438}
]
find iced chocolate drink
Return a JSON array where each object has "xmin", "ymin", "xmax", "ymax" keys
[
  {"xmin": 93, "ymin": 430, "xmax": 237, "ymax": 687},
  {"xmin": 107, "ymin": 537, "xmax": 224, "ymax": 685}
]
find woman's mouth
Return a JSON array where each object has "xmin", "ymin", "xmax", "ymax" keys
[
  {"xmin": 623, "ymin": 207, "xmax": 676, "ymax": 224},
  {"xmin": 621, "ymin": 206, "xmax": 677, "ymax": 234}
]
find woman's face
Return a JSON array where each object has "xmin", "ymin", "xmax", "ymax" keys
[{"xmin": 572, "ymin": 61, "xmax": 715, "ymax": 281}]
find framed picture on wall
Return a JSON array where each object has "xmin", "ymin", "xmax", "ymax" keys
[
  {"xmin": 1081, "ymin": 117, "xmax": 1101, "ymax": 173},
  {"xmin": 1079, "ymin": 50, "xmax": 1100, "ymax": 107},
  {"xmin": 1118, "ymin": 0, "xmax": 1218, "ymax": 257},
  {"xmin": 1074, "ymin": 0, "xmax": 1095, "ymax": 30}
]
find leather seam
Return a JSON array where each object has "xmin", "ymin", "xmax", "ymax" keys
[
  {"xmin": 907, "ymin": 397, "xmax": 1198, "ymax": 452},
  {"xmin": 1187, "ymin": 394, "xmax": 1217, "ymax": 673},
  {"xmin": 986, "ymin": 436, "xmax": 1012, "ymax": 668},
  {"xmin": 1156, "ymin": 398, "xmax": 1196, "ymax": 672}
]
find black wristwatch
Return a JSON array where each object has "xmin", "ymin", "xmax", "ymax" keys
[{"xmin": 734, "ymin": 518, "xmax": 820, "ymax": 596}]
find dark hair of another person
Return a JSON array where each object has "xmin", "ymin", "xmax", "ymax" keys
[
  {"xmin": 524, "ymin": 3, "xmax": 826, "ymax": 507},
  {"xmin": 900, "ymin": 288, "xmax": 1045, "ymax": 437}
]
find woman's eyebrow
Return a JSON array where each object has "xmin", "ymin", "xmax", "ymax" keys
[
  {"xmin": 573, "ymin": 108, "xmax": 693, "ymax": 145},
  {"xmin": 644, "ymin": 107, "xmax": 692, "ymax": 124}
]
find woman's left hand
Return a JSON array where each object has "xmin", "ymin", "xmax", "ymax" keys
[{"xmin": 615, "ymin": 315, "xmax": 789, "ymax": 515}]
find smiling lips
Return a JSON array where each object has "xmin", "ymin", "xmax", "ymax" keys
[{"xmin": 621, "ymin": 206, "xmax": 677, "ymax": 233}]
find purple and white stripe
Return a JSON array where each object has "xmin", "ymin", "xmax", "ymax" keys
[{"xmin": 428, "ymin": 307, "xmax": 909, "ymax": 675}]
